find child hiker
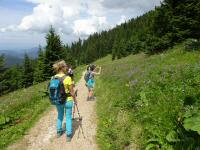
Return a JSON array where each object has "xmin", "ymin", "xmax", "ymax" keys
[
  {"xmin": 52, "ymin": 60, "xmax": 77, "ymax": 142},
  {"xmin": 68, "ymin": 65, "xmax": 75, "ymax": 86}
]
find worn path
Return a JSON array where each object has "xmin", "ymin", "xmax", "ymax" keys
[{"xmin": 8, "ymin": 72, "xmax": 98, "ymax": 150}]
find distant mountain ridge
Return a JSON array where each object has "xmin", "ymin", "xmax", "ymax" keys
[{"xmin": 0, "ymin": 47, "xmax": 39, "ymax": 67}]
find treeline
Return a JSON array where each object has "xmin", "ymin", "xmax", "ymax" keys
[
  {"xmin": 0, "ymin": 27, "xmax": 74, "ymax": 95},
  {"xmin": 70, "ymin": 0, "xmax": 200, "ymax": 62},
  {"xmin": 1, "ymin": 0, "xmax": 199, "ymax": 95}
]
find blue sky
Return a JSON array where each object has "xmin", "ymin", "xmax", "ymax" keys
[
  {"xmin": 0, "ymin": 0, "xmax": 35, "ymax": 26},
  {"xmin": 0, "ymin": 0, "xmax": 162, "ymax": 50},
  {"xmin": 0, "ymin": 0, "xmax": 35, "ymax": 9}
]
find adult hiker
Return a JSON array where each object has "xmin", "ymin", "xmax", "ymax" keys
[
  {"xmin": 85, "ymin": 64, "xmax": 101, "ymax": 100},
  {"xmin": 50, "ymin": 60, "xmax": 77, "ymax": 142}
]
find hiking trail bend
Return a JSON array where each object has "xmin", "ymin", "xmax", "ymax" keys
[{"xmin": 8, "ymin": 72, "xmax": 98, "ymax": 150}]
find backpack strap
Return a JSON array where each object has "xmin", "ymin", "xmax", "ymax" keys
[
  {"xmin": 52, "ymin": 75, "xmax": 67, "ymax": 81},
  {"xmin": 47, "ymin": 76, "xmax": 55, "ymax": 92},
  {"xmin": 60, "ymin": 75, "xmax": 72, "ymax": 97},
  {"xmin": 61, "ymin": 74, "xmax": 67, "ymax": 80},
  {"xmin": 88, "ymin": 71, "xmax": 93, "ymax": 79}
]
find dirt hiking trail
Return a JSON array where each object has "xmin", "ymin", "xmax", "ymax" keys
[{"xmin": 8, "ymin": 72, "xmax": 98, "ymax": 150}]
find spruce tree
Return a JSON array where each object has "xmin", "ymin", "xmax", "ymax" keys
[
  {"xmin": 0, "ymin": 54, "xmax": 5, "ymax": 70},
  {"xmin": 34, "ymin": 46, "xmax": 45, "ymax": 83},
  {"xmin": 64, "ymin": 45, "xmax": 74, "ymax": 67},
  {"xmin": 44, "ymin": 26, "xmax": 65, "ymax": 78},
  {"xmin": 23, "ymin": 53, "xmax": 34, "ymax": 87},
  {"xmin": 112, "ymin": 39, "xmax": 118, "ymax": 60}
]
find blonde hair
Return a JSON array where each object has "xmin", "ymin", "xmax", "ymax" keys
[{"xmin": 53, "ymin": 60, "xmax": 67, "ymax": 73}]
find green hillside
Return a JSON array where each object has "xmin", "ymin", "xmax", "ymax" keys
[
  {"xmin": 95, "ymin": 43, "xmax": 200, "ymax": 150},
  {"xmin": 0, "ymin": 81, "xmax": 50, "ymax": 149}
]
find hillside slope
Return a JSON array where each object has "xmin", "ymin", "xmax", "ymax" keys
[
  {"xmin": 0, "ymin": 81, "xmax": 50, "ymax": 149},
  {"xmin": 95, "ymin": 44, "xmax": 200, "ymax": 150}
]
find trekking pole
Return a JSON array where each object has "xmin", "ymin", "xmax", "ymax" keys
[
  {"xmin": 75, "ymin": 103, "xmax": 82, "ymax": 121},
  {"xmin": 75, "ymin": 102, "xmax": 85, "ymax": 139},
  {"xmin": 72, "ymin": 104, "xmax": 76, "ymax": 120},
  {"xmin": 77, "ymin": 118, "xmax": 86, "ymax": 139},
  {"xmin": 75, "ymin": 89, "xmax": 78, "ymax": 97},
  {"xmin": 73, "ymin": 89, "xmax": 85, "ymax": 138},
  {"xmin": 73, "ymin": 89, "xmax": 78, "ymax": 120}
]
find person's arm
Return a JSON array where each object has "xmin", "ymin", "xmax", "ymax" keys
[
  {"xmin": 93, "ymin": 66, "xmax": 101, "ymax": 75},
  {"xmin": 65, "ymin": 76, "xmax": 77, "ymax": 103},
  {"xmin": 69, "ymin": 85, "xmax": 77, "ymax": 103}
]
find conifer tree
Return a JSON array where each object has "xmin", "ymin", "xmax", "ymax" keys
[
  {"xmin": 34, "ymin": 46, "xmax": 45, "ymax": 83},
  {"xmin": 64, "ymin": 45, "xmax": 75, "ymax": 67},
  {"xmin": 112, "ymin": 39, "xmax": 118, "ymax": 60},
  {"xmin": 44, "ymin": 26, "xmax": 64, "ymax": 78},
  {"xmin": 2, "ymin": 65, "xmax": 23, "ymax": 93},
  {"xmin": 0, "ymin": 54, "xmax": 5, "ymax": 70},
  {"xmin": 23, "ymin": 53, "xmax": 34, "ymax": 87}
]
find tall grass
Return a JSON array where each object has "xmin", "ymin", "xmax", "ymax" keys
[
  {"xmin": 95, "ymin": 44, "xmax": 200, "ymax": 149},
  {"xmin": 0, "ymin": 82, "xmax": 50, "ymax": 149}
]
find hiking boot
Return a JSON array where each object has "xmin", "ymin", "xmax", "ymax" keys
[
  {"xmin": 89, "ymin": 96, "xmax": 96, "ymax": 100},
  {"xmin": 57, "ymin": 130, "xmax": 64, "ymax": 138},
  {"xmin": 87, "ymin": 96, "xmax": 90, "ymax": 101},
  {"xmin": 66, "ymin": 135, "xmax": 72, "ymax": 142},
  {"xmin": 92, "ymin": 96, "xmax": 96, "ymax": 100}
]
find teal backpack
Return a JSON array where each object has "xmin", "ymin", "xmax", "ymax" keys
[{"xmin": 48, "ymin": 75, "xmax": 67, "ymax": 105}]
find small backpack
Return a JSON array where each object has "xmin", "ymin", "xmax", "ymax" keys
[
  {"xmin": 48, "ymin": 75, "xmax": 67, "ymax": 105},
  {"xmin": 84, "ymin": 71, "xmax": 91, "ymax": 82}
]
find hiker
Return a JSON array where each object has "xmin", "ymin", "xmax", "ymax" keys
[
  {"xmin": 68, "ymin": 66, "xmax": 74, "ymax": 80},
  {"xmin": 51, "ymin": 60, "xmax": 77, "ymax": 142},
  {"xmin": 68, "ymin": 66, "xmax": 75, "ymax": 86},
  {"xmin": 85, "ymin": 64, "xmax": 101, "ymax": 100}
]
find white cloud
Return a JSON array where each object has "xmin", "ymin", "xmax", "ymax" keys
[
  {"xmin": 0, "ymin": 25, "xmax": 17, "ymax": 32},
  {"xmin": 117, "ymin": 15, "xmax": 128, "ymax": 25},
  {"xmin": 73, "ymin": 16, "xmax": 109, "ymax": 37},
  {"xmin": 18, "ymin": 2, "xmax": 64, "ymax": 32},
  {"xmin": 101, "ymin": 0, "xmax": 162, "ymax": 11},
  {"xmin": 86, "ymin": 0, "xmax": 106, "ymax": 16},
  {"xmin": 0, "ymin": 0, "xmax": 114, "ymax": 37},
  {"xmin": 0, "ymin": 0, "xmax": 162, "ymax": 49},
  {"xmin": 0, "ymin": 1, "xmax": 77, "ymax": 32}
]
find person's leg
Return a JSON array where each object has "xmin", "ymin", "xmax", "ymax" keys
[
  {"xmin": 87, "ymin": 80, "xmax": 91, "ymax": 99},
  {"xmin": 55, "ymin": 104, "xmax": 64, "ymax": 136},
  {"xmin": 65, "ymin": 101, "xmax": 73, "ymax": 139},
  {"xmin": 89, "ymin": 89, "xmax": 93, "ymax": 97},
  {"xmin": 87, "ymin": 79, "xmax": 95, "ymax": 100},
  {"xmin": 87, "ymin": 87, "xmax": 91, "ymax": 100},
  {"xmin": 89, "ymin": 79, "xmax": 95, "ymax": 99}
]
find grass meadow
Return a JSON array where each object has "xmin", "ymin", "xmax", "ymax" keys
[{"xmin": 95, "ymin": 44, "xmax": 200, "ymax": 150}]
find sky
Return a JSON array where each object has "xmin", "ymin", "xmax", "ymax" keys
[{"xmin": 0, "ymin": 0, "xmax": 162, "ymax": 50}]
